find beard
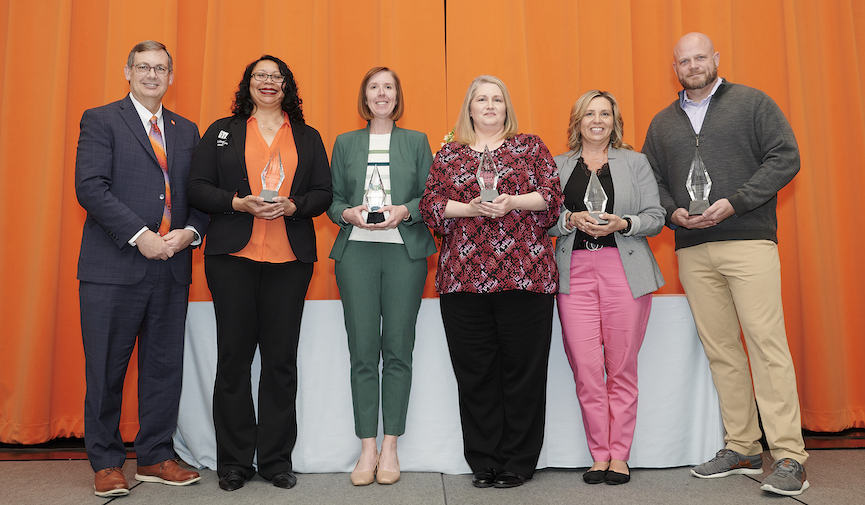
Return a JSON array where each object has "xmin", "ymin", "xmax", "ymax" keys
[{"xmin": 679, "ymin": 64, "xmax": 718, "ymax": 90}]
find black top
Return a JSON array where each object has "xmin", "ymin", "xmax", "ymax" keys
[{"xmin": 562, "ymin": 157, "xmax": 616, "ymax": 249}]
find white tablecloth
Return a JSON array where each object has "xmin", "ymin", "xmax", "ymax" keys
[{"xmin": 174, "ymin": 295, "xmax": 723, "ymax": 474}]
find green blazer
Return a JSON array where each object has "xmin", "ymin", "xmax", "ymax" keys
[{"xmin": 327, "ymin": 124, "xmax": 436, "ymax": 261}]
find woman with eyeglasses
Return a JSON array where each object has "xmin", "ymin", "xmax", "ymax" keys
[{"xmin": 188, "ymin": 55, "xmax": 332, "ymax": 492}]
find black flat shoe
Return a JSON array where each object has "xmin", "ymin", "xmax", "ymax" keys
[
  {"xmin": 583, "ymin": 469, "xmax": 607, "ymax": 484},
  {"xmin": 218, "ymin": 469, "xmax": 246, "ymax": 491},
  {"xmin": 605, "ymin": 469, "xmax": 630, "ymax": 485},
  {"xmin": 472, "ymin": 468, "xmax": 497, "ymax": 488},
  {"xmin": 272, "ymin": 470, "xmax": 297, "ymax": 489},
  {"xmin": 493, "ymin": 470, "xmax": 527, "ymax": 488}
]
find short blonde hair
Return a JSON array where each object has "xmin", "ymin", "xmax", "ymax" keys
[
  {"xmin": 454, "ymin": 75, "xmax": 518, "ymax": 145},
  {"xmin": 357, "ymin": 67, "xmax": 404, "ymax": 121},
  {"xmin": 566, "ymin": 90, "xmax": 632, "ymax": 153}
]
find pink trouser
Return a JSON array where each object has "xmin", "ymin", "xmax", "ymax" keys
[{"xmin": 557, "ymin": 247, "xmax": 652, "ymax": 462}]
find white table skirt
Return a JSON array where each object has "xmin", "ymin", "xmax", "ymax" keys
[{"xmin": 174, "ymin": 295, "xmax": 724, "ymax": 474}]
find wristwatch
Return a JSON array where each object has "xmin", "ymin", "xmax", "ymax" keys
[{"xmin": 620, "ymin": 217, "xmax": 632, "ymax": 234}]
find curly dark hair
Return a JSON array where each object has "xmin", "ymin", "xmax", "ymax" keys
[{"xmin": 231, "ymin": 55, "xmax": 304, "ymax": 124}]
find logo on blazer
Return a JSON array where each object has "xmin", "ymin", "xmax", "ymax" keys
[{"xmin": 217, "ymin": 130, "xmax": 229, "ymax": 147}]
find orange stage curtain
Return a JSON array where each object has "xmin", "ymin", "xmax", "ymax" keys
[{"xmin": 0, "ymin": 0, "xmax": 862, "ymax": 444}]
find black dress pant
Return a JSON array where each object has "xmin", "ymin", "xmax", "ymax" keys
[
  {"xmin": 440, "ymin": 290, "xmax": 554, "ymax": 478},
  {"xmin": 205, "ymin": 254, "xmax": 313, "ymax": 480}
]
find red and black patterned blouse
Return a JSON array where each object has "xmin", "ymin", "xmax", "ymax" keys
[{"xmin": 420, "ymin": 134, "xmax": 562, "ymax": 295}]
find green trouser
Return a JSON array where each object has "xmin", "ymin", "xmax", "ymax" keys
[{"xmin": 334, "ymin": 240, "xmax": 428, "ymax": 438}]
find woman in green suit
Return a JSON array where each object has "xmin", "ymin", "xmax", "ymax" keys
[{"xmin": 327, "ymin": 67, "xmax": 436, "ymax": 486}]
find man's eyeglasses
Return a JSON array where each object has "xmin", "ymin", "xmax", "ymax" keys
[
  {"xmin": 252, "ymin": 72, "xmax": 285, "ymax": 83},
  {"xmin": 132, "ymin": 64, "xmax": 170, "ymax": 76}
]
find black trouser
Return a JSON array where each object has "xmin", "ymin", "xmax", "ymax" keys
[
  {"xmin": 440, "ymin": 290, "xmax": 554, "ymax": 478},
  {"xmin": 205, "ymin": 254, "xmax": 313, "ymax": 480}
]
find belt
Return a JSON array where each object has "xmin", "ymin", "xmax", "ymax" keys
[{"xmin": 574, "ymin": 239, "xmax": 616, "ymax": 251}]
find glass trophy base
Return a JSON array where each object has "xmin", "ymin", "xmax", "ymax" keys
[
  {"xmin": 366, "ymin": 212, "xmax": 385, "ymax": 224},
  {"xmin": 689, "ymin": 200, "xmax": 709, "ymax": 215},
  {"xmin": 589, "ymin": 211, "xmax": 608, "ymax": 225},
  {"xmin": 260, "ymin": 190, "xmax": 278, "ymax": 203},
  {"xmin": 480, "ymin": 189, "xmax": 499, "ymax": 202}
]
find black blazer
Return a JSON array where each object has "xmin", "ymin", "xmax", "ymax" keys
[
  {"xmin": 75, "ymin": 95, "xmax": 207, "ymax": 285},
  {"xmin": 187, "ymin": 115, "xmax": 332, "ymax": 263}
]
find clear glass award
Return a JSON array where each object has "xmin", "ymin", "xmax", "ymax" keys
[
  {"xmin": 477, "ymin": 146, "xmax": 500, "ymax": 202},
  {"xmin": 365, "ymin": 164, "xmax": 386, "ymax": 224},
  {"xmin": 584, "ymin": 170, "xmax": 609, "ymax": 225},
  {"xmin": 686, "ymin": 149, "xmax": 712, "ymax": 215},
  {"xmin": 260, "ymin": 149, "xmax": 285, "ymax": 203}
]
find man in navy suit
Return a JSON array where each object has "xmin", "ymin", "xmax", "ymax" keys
[{"xmin": 75, "ymin": 40, "xmax": 206, "ymax": 498}]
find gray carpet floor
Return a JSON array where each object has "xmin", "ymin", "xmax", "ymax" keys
[{"xmin": 1, "ymin": 449, "xmax": 860, "ymax": 504}]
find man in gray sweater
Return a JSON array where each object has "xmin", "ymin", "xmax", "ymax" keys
[{"xmin": 642, "ymin": 32, "xmax": 808, "ymax": 496}]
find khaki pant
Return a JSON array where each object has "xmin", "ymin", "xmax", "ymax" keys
[{"xmin": 678, "ymin": 240, "xmax": 807, "ymax": 464}]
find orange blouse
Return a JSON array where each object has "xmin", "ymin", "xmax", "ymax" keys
[{"xmin": 232, "ymin": 113, "xmax": 298, "ymax": 263}]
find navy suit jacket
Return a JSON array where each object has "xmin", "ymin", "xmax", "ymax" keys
[
  {"xmin": 75, "ymin": 95, "xmax": 207, "ymax": 286},
  {"xmin": 187, "ymin": 115, "xmax": 332, "ymax": 263}
]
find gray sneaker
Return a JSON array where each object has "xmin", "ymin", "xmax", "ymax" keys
[
  {"xmin": 691, "ymin": 449, "xmax": 763, "ymax": 478},
  {"xmin": 760, "ymin": 458, "xmax": 809, "ymax": 496}
]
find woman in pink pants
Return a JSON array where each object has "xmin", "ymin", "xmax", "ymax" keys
[{"xmin": 550, "ymin": 90, "xmax": 665, "ymax": 485}]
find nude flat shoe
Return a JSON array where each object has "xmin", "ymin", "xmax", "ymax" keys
[{"xmin": 350, "ymin": 455, "xmax": 377, "ymax": 486}]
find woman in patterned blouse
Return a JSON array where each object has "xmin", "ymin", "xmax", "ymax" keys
[{"xmin": 420, "ymin": 75, "xmax": 562, "ymax": 489}]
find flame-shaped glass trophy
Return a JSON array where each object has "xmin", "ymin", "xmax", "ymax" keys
[
  {"xmin": 686, "ymin": 149, "xmax": 712, "ymax": 215},
  {"xmin": 260, "ymin": 149, "xmax": 285, "ymax": 203},
  {"xmin": 477, "ymin": 146, "xmax": 500, "ymax": 202},
  {"xmin": 584, "ymin": 170, "xmax": 609, "ymax": 225},
  {"xmin": 365, "ymin": 164, "xmax": 386, "ymax": 224}
]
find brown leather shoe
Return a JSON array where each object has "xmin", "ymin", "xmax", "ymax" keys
[
  {"xmin": 135, "ymin": 459, "xmax": 201, "ymax": 486},
  {"xmin": 94, "ymin": 467, "xmax": 129, "ymax": 497}
]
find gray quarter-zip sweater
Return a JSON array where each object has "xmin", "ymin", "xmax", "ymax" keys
[{"xmin": 642, "ymin": 79, "xmax": 799, "ymax": 250}]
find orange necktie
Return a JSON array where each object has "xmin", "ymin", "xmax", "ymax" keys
[{"xmin": 149, "ymin": 115, "xmax": 171, "ymax": 236}]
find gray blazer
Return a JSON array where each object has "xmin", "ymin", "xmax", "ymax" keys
[{"xmin": 549, "ymin": 147, "xmax": 665, "ymax": 298}]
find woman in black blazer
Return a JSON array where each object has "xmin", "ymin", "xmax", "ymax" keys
[{"xmin": 188, "ymin": 55, "xmax": 332, "ymax": 493}]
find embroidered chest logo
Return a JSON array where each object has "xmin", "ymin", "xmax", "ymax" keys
[{"xmin": 217, "ymin": 130, "xmax": 229, "ymax": 147}]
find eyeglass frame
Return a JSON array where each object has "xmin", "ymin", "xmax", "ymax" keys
[
  {"xmin": 252, "ymin": 72, "xmax": 286, "ymax": 83},
  {"xmin": 129, "ymin": 63, "xmax": 171, "ymax": 77}
]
